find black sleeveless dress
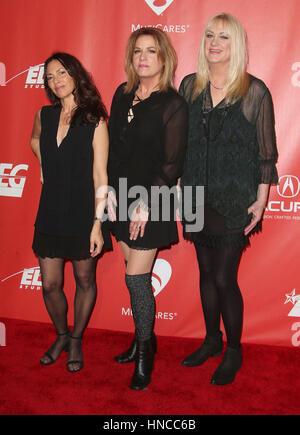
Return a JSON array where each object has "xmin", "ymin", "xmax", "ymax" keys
[{"xmin": 32, "ymin": 105, "xmax": 112, "ymax": 260}]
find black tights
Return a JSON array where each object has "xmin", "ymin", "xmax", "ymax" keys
[
  {"xmin": 194, "ymin": 243, "xmax": 244, "ymax": 349},
  {"xmin": 39, "ymin": 256, "xmax": 97, "ymax": 340}
]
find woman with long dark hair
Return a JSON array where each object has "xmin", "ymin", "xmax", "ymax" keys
[
  {"xmin": 107, "ymin": 28, "xmax": 188, "ymax": 390},
  {"xmin": 180, "ymin": 14, "xmax": 278, "ymax": 385},
  {"xmin": 30, "ymin": 52, "xmax": 111, "ymax": 373}
]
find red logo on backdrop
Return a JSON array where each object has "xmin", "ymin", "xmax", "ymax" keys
[
  {"xmin": 277, "ymin": 175, "xmax": 300, "ymax": 198},
  {"xmin": 145, "ymin": 0, "xmax": 175, "ymax": 15},
  {"xmin": 151, "ymin": 259, "xmax": 172, "ymax": 297},
  {"xmin": 265, "ymin": 173, "xmax": 300, "ymax": 219}
]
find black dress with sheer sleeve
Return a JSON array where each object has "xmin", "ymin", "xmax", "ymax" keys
[
  {"xmin": 108, "ymin": 83, "xmax": 188, "ymax": 249},
  {"xmin": 32, "ymin": 105, "xmax": 112, "ymax": 259},
  {"xmin": 179, "ymin": 73, "xmax": 278, "ymax": 248}
]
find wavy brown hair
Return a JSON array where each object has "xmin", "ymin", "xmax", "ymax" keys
[
  {"xmin": 44, "ymin": 52, "xmax": 108, "ymax": 125},
  {"xmin": 124, "ymin": 27, "xmax": 178, "ymax": 93}
]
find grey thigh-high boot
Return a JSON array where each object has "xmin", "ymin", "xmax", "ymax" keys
[{"xmin": 125, "ymin": 273, "xmax": 156, "ymax": 390}]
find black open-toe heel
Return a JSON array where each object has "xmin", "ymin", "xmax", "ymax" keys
[
  {"xmin": 67, "ymin": 335, "xmax": 84, "ymax": 373},
  {"xmin": 40, "ymin": 330, "xmax": 70, "ymax": 366}
]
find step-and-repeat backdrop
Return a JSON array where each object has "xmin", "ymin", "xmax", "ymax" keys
[{"xmin": 1, "ymin": 0, "xmax": 300, "ymax": 347}]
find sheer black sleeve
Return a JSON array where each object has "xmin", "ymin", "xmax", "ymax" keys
[
  {"xmin": 179, "ymin": 73, "xmax": 196, "ymax": 103},
  {"xmin": 151, "ymin": 96, "xmax": 188, "ymax": 189},
  {"xmin": 107, "ymin": 83, "xmax": 126, "ymax": 190},
  {"xmin": 242, "ymin": 77, "xmax": 278, "ymax": 185},
  {"xmin": 256, "ymin": 89, "xmax": 278, "ymax": 184},
  {"xmin": 144, "ymin": 95, "xmax": 188, "ymax": 210}
]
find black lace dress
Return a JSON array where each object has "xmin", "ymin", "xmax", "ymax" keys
[
  {"xmin": 32, "ymin": 105, "xmax": 112, "ymax": 260},
  {"xmin": 179, "ymin": 73, "xmax": 278, "ymax": 248},
  {"xmin": 108, "ymin": 83, "xmax": 188, "ymax": 249}
]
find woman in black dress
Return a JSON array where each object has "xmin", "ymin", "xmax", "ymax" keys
[
  {"xmin": 30, "ymin": 52, "xmax": 110, "ymax": 373},
  {"xmin": 108, "ymin": 28, "xmax": 188, "ymax": 390},
  {"xmin": 180, "ymin": 13, "xmax": 278, "ymax": 385}
]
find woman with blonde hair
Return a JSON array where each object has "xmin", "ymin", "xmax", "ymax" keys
[
  {"xmin": 179, "ymin": 13, "xmax": 278, "ymax": 385},
  {"xmin": 107, "ymin": 27, "xmax": 188, "ymax": 390}
]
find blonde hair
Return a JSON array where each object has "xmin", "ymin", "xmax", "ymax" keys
[
  {"xmin": 124, "ymin": 27, "xmax": 177, "ymax": 93},
  {"xmin": 193, "ymin": 13, "xmax": 249, "ymax": 103}
]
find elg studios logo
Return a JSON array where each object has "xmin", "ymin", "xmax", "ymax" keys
[
  {"xmin": 145, "ymin": 0, "xmax": 174, "ymax": 15},
  {"xmin": 1, "ymin": 266, "xmax": 42, "ymax": 291},
  {"xmin": 0, "ymin": 163, "xmax": 28, "ymax": 198},
  {"xmin": 0, "ymin": 62, "xmax": 44, "ymax": 88}
]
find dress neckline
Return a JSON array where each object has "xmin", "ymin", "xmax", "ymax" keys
[{"xmin": 56, "ymin": 106, "xmax": 71, "ymax": 148}]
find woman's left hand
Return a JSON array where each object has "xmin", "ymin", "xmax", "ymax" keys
[
  {"xmin": 244, "ymin": 200, "xmax": 266, "ymax": 235},
  {"xmin": 90, "ymin": 222, "xmax": 104, "ymax": 257},
  {"xmin": 129, "ymin": 205, "xmax": 149, "ymax": 240}
]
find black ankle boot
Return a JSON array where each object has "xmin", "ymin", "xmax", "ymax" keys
[
  {"xmin": 182, "ymin": 331, "xmax": 223, "ymax": 367},
  {"xmin": 115, "ymin": 333, "xmax": 156, "ymax": 364},
  {"xmin": 129, "ymin": 338, "xmax": 154, "ymax": 390},
  {"xmin": 211, "ymin": 345, "xmax": 242, "ymax": 385}
]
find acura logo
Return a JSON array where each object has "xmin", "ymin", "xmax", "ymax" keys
[{"xmin": 277, "ymin": 175, "xmax": 300, "ymax": 198}]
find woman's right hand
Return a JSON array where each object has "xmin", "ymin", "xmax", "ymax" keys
[
  {"xmin": 107, "ymin": 190, "xmax": 117, "ymax": 221},
  {"xmin": 40, "ymin": 167, "xmax": 44, "ymax": 184}
]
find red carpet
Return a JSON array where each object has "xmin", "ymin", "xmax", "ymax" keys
[{"xmin": 0, "ymin": 318, "xmax": 299, "ymax": 415}]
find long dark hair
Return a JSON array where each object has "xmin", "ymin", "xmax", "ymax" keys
[{"xmin": 44, "ymin": 52, "xmax": 108, "ymax": 125}]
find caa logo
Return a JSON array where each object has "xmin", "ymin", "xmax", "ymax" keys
[
  {"xmin": 0, "ymin": 62, "xmax": 44, "ymax": 88},
  {"xmin": 291, "ymin": 62, "xmax": 300, "ymax": 87},
  {"xmin": 145, "ymin": 0, "xmax": 175, "ymax": 15},
  {"xmin": 0, "ymin": 163, "xmax": 28, "ymax": 198},
  {"xmin": 1, "ymin": 266, "xmax": 42, "ymax": 290}
]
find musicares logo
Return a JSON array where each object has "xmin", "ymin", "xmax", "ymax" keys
[
  {"xmin": 151, "ymin": 258, "xmax": 172, "ymax": 297},
  {"xmin": 145, "ymin": 0, "xmax": 175, "ymax": 15}
]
